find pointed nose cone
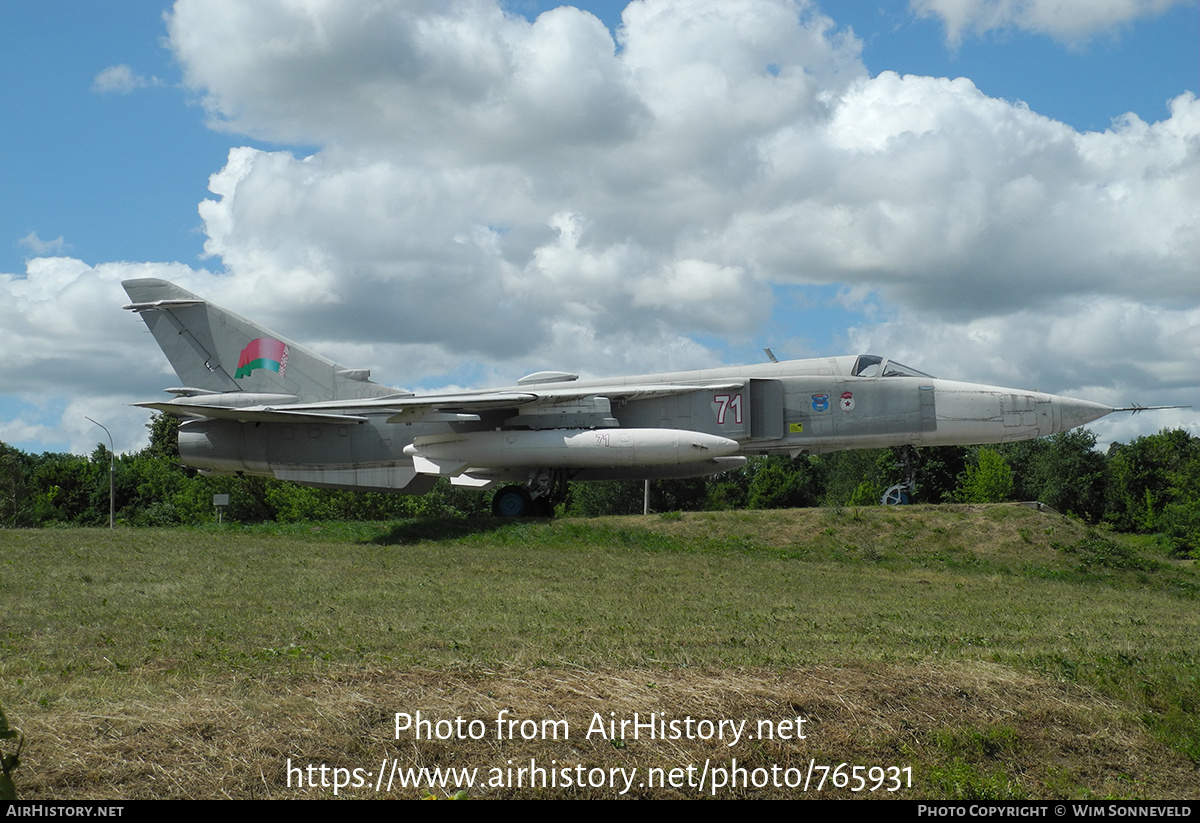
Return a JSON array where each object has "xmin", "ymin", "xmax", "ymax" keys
[{"xmin": 1055, "ymin": 396, "xmax": 1114, "ymax": 432}]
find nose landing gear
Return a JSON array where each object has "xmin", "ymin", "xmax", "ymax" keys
[{"xmin": 881, "ymin": 445, "xmax": 917, "ymax": 505}]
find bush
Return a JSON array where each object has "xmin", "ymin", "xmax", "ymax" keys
[{"xmin": 957, "ymin": 449, "xmax": 1014, "ymax": 503}]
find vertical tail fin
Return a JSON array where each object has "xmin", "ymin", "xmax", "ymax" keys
[{"xmin": 122, "ymin": 279, "xmax": 389, "ymax": 402}]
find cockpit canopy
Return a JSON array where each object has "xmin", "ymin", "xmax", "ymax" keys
[{"xmin": 850, "ymin": 354, "xmax": 934, "ymax": 379}]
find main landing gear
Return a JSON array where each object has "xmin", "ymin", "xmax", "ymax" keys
[
  {"xmin": 492, "ymin": 485, "xmax": 534, "ymax": 517},
  {"xmin": 491, "ymin": 468, "xmax": 568, "ymax": 517}
]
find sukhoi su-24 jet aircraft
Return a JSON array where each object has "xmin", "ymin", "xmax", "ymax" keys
[{"xmin": 123, "ymin": 278, "xmax": 1138, "ymax": 516}]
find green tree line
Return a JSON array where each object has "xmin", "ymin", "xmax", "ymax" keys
[{"xmin": 1, "ymin": 416, "xmax": 1196, "ymax": 556}]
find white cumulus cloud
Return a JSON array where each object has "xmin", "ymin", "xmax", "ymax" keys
[
  {"xmin": 165, "ymin": 0, "xmax": 1199, "ymax": 398},
  {"xmin": 910, "ymin": 0, "xmax": 1194, "ymax": 45},
  {"xmin": 92, "ymin": 64, "xmax": 161, "ymax": 93}
]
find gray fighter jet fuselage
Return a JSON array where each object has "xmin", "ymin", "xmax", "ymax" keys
[{"xmin": 122, "ymin": 278, "xmax": 1120, "ymax": 515}]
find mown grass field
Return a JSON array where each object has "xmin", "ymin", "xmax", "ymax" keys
[{"xmin": 1, "ymin": 504, "xmax": 1195, "ymax": 799}]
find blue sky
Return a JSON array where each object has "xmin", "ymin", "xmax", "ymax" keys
[{"xmin": 1, "ymin": 0, "xmax": 1197, "ymax": 455}]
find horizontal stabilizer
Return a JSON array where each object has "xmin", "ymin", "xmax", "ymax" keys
[
  {"xmin": 135, "ymin": 401, "xmax": 368, "ymax": 425},
  {"xmin": 163, "ymin": 387, "xmax": 223, "ymax": 397}
]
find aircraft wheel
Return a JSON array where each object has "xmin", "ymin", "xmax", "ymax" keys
[
  {"xmin": 492, "ymin": 485, "xmax": 533, "ymax": 517},
  {"xmin": 531, "ymin": 497, "xmax": 554, "ymax": 518},
  {"xmin": 881, "ymin": 484, "xmax": 911, "ymax": 506}
]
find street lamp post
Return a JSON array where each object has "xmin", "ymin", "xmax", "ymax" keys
[{"xmin": 85, "ymin": 416, "xmax": 115, "ymax": 529}]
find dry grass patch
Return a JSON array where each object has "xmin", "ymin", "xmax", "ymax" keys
[{"xmin": 13, "ymin": 662, "xmax": 1193, "ymax": 800}]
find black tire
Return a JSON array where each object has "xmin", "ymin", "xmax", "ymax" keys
[{"xmin": 492, "ymin": 485, "xmax": 533, "ymax": 517}]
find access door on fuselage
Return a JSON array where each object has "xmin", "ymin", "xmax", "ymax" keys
[
  {"xmin": 829, "ymin": 377, "xmax": 935, "ymax": 445},
  {"xmin": 618, "ymin": 384, "xmax": 753, "ymax": 441},
  {"xmin": 780, "ymin": 373, "xmax": 937, "ymax": 450},
  {"xmin": 748, "ymin": 379, "xmax": 785, "ymax": 441}
]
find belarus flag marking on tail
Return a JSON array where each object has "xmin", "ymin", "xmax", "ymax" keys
[{"xmin": 235, "ymin": 337, "xmax": 290, "ymax": 378}]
